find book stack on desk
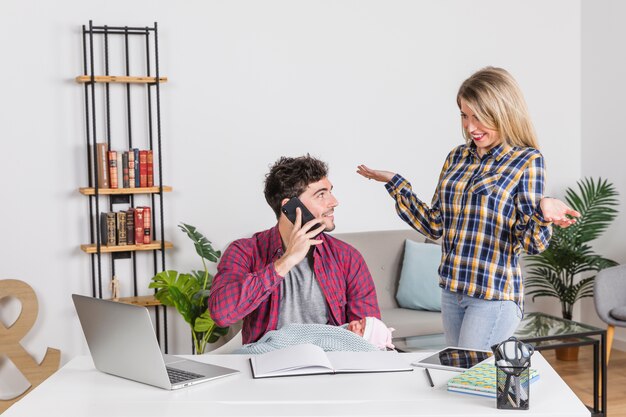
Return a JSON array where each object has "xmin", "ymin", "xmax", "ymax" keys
[{"xmin": 447, "ymin": 361, "xmax": 539, "ymax": 398}]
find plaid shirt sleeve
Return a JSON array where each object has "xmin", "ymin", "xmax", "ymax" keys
[
  {"xmin": 343, "ymin": 246, "xmax": 381, "ymax": 322},
  {"xmin": 514, "ymin": 153, "xmax": 552, "ymax": 254},
  {"xmin": 384, "ymin": 173, "xmax": 445, "ymax": 241},
  {"xmin": 208, "ymin": 239, "xmax": 282, "ymax": 327}
]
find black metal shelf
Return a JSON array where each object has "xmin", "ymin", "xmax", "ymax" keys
[{"xmin": 78, "ymin": 20, "xmax": 170, "ymax": 352}]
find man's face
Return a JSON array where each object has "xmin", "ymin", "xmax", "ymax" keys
[{"xmin": 298, "ymin": 177, "xmax": 338, "ymax": 232}]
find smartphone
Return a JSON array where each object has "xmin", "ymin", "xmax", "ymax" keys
[{"xmin": 281, "ymin": 197, "xmax": 317, "ymax": 226}]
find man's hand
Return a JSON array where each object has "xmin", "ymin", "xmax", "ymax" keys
[
  {"xmin": 540, "ymin": 197, "xmax": 581, "ymax": 228},
  {"xmin": 275, "ymin": 208, "xmax": 325, "ymax": 276},
  {"xmin": 357, "ymin": 164, "xmax": 395, "ymax": 183}
]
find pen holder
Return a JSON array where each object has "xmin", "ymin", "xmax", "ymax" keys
[{"xmin": 496, "ymin": 362, "xmax": 530, "ymax": 410}]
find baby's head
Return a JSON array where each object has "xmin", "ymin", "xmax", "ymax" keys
[{"xmin": 347, "ymin": 317, "xmax": 395, "ymax": 350}]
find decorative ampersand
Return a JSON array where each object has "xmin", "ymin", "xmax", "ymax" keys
[{"xmin": 0, "ymin": 279, "xmax": 60, "ymax": 410}]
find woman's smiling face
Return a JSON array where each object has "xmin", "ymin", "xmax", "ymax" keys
[{"xmin": 460, "ymin": 99, "xmax": 502, "ymax": 157}]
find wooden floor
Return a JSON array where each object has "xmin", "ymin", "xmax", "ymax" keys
[{"xmin": 544, "ymin": 346, "xmax": 626, "ymax": 417}]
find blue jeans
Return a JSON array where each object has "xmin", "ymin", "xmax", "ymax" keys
[{"xmin": 441, "ymin": 289, "xmax": 522, "ymax": 350}]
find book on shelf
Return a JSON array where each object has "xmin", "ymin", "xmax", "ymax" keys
[
  {"xmin": 99, "ymin": 212, "xmax": 116, "ymax": 246},
  {"xmin": 128, "ymin": 150, "xmax": 136, "ymax": 188},
  {"xmin": 249, "ymin": 344, "xmax": 413, "ymax": 379},
  {"xmin": 99, "ymin": 213, "xmax": 108, "ymax": 245},
  {"xmin": 95, "ymin": 142, "xmax": 109, "ymax": 189},
  {"xmin": 142, "ymin": 206, "xmax": 151, "ymax": 244},
  {"xmin": 116, "ymin": 151, "xmax": 123, "ymax": 189},
  {"xmin": 133, "ymin": 148, "xmax": 140, "ymax": 187},
  {"xmin": 108, "ymin": 150, "xmax": 118, "ymax": 189},
  {"xmin": 116, "ymin": 211, "xmax": 127, "ymax": 245},
  {"xmin": 139, "ymin": 150, "xmax": 148, "ymax": 188},
  {"xmin": 134, "ymin": 207, "xmax": 144, "ymax": 245},
  {"xmin": 122, "ymin": 151, "xmax": 130, "ymax": 188},
  {"xmin": 446, "ymin": 361, "xmax": 539, "ymax": 398},
  {"xmin": 147, "ymin": 150, "xmax": 154, "ymax": 187},
  {"xmin": 126, "ymin": 208, "xmax": 135, "ymax": 245}
]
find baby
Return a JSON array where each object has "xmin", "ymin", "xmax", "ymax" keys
[
  {"xmin": 347, "ymin": 317, "xmax": 395, "ymax": 350},
  {"xmin": 236, "ymin": 317, "xmax": 395, "ymax": 354}
]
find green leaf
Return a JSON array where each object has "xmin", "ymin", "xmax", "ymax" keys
[
  {"xmin": 191, "ymin": 289, "xmax": 211, "ymax": 305},
  {"xmin": 149, "ymin": 223, "xmax": 229, "ymax": 347},
  {"xmin": 208, "ymin": 326, "xmax": 229, "ymax": 343},
  {"xmin": 194, "ymin": 310, "xmax": 216, "ymax": 333},
  {"xmin": 563, "ymin": 177, "xmax": 619, "ymax": 244},
  {"xmin": 179, "ymin": 223, "xmax": 222, "ymax": 263},
  {"xmin": 525, "ymin": 176, "xmax": 619, "ymax": 319},
  {"xmin": 168, "ymin": 286, "xmax": 194, "ymax": 324},
  {"xmin": 149, "ymin": 270, "xmax": 185, "ymax": 307},
  {"xmin": 190, "ymin": 270, "xmax": 214, "ymax": 291}
]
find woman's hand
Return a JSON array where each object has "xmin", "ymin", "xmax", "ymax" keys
[
  {"xmin": 356, "ymin": 165, "xmax": 395, "ymax": 183},
  {"xmin": 540, "ymin": 197, "xmax": 581, "ymax": 228}
]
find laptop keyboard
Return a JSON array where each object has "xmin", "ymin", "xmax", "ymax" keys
[{"xmin": 166, "ymin": 367, "xmax": 204, "ymax": 384}]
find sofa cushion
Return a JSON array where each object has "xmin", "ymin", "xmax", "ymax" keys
[
  {"xmin": 381, "ymin": 308, "xmax": 443, "ymax": 338},
  {"xmin": 333, "ymin": 230, "xmax": 427, "ymax": 310},
  {"xmin": 396, "ymin": 239, "xmax": 442, "ymax": 311}
]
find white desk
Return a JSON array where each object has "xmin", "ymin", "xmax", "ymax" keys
[{"xmin": 4, "ymin": 352, "xmax": 588, "ymax": 417}]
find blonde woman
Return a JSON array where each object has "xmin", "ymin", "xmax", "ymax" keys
[{"xmin": 357, "ymin": 67, "xmax": 579, "ymax": 350}]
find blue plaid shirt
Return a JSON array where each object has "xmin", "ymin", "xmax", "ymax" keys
[{"xmin": 386, "ymin": 143, "xmax": 552, "ymax": 308}]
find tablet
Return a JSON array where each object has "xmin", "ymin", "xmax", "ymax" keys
[{"xmin": 411, "ymin": 347, "xmax": 493, "ymax": 372}]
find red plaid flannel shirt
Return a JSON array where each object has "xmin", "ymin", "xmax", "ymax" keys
[{"xmin": 208, "ymin": 226, "xmax": 381, "ymax": 344}]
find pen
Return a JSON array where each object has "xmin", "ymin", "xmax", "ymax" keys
[{"xmin": 424, "ymin": 368, "xmax": 434, "ymax": 388}]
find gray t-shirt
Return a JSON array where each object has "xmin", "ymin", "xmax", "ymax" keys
[{"xmin": 277, "ymin": 254, "xmax": 328, "ymax": 329}]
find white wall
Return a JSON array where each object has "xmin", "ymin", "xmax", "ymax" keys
[
  {"xmin": 0, "ymin": 0, "xmax": 584, "ymax": 383},
  {"xmin": 581, "ymin": 0, "xmax": 626, "ymax": 350}
]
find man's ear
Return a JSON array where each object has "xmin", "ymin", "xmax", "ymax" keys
[{"xmin": 278, "ymin": 198, "xmax": 291, "ymax": 220}]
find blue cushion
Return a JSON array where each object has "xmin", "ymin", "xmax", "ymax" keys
[{"xmin": 396, "ymin": 239, "xmax": 442, "ymax": 311}]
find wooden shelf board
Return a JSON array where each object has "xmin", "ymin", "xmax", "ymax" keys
[
  {"xmin": 79, "ymin": 185, "xmax": 172, "ymax": 195},
  {"xmin": 112, "ymin": 295, "xmax": 162, "ymax": 307},
  {"xmin": 80, "ymin": 240, "xmax": 173, "ymax": 254},
  {"xmin": 75, "ymin": 75, "xmax": 168, "ymax": 84}
]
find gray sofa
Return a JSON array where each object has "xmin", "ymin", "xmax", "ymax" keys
[{"xmin": 334, "ymin": 229, "xmax": 444, "ymax": 339}]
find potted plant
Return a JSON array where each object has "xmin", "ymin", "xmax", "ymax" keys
[
  {"xmin": 149, "ymin": 223, "xmax": 228, "ymax": 354},
  {"xmin": 525, "ymin": 177, "xmax": 619, "ymax": 359}
]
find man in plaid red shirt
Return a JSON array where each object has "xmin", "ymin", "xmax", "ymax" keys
[{"xmin": 208, "ymin": 155, "xmax": 381, "ymax": 344}]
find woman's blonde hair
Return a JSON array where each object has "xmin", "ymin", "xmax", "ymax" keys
[{"xmin": 456, "ymin": 67, "xmax": 539, "ymax": 149}]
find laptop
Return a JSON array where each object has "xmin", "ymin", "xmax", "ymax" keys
[{"xmin": 72, "ymin": 294, "xmax": 240, "ymax": 390}]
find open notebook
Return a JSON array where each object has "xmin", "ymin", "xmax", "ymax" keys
[{"xmin": 250, "ymin": 344, "xmax": 413, "ymax": 378}]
